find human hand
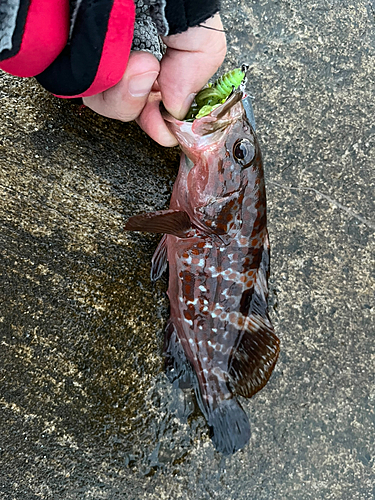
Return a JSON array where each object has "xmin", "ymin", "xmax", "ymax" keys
[{"xmin": 82, "ymin": 13, "xmax": 226, "ymax": 147}]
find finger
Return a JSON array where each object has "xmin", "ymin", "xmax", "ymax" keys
[
  {"xmin": 136, "ymin": 91, "xmax": 179, "ymax": 147},
  {"xmin": 158, "ymin": 14, "xmax": 227, "ymax": 120},
  {"xmin": 83, "ymin": 51, "xmax": 160, "ymax": 122}
]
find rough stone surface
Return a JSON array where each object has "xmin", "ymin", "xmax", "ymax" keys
[{"xmin": 0, "ymin": 1, "xmax": 374, "ymax": 499}]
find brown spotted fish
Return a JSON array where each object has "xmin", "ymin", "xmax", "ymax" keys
[{"xmin": 125, "ymin": 90, "xmax": 280, "ymax": 455}]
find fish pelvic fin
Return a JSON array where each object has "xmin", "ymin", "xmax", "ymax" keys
[
  {"xmin": 151, "ymin": 234, "xmax": 168, "ymax": 281},
  {"xmin": 208, "ymin": 398, "xmax": 251, "ymax": 456},
  {"xmin": 229, "ymin": 314, "xmax": 280, "ymax": 399}
]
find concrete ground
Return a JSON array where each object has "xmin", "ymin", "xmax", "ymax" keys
[{"xmin": 0, "ymin": 0, "xmax": 374, "ymax": 498}]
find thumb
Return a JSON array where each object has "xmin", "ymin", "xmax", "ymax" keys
[
  {"xmin": 158, "ymin": 14, "xmax": 227, "ymax": 120},
  {"xmin": 83, "ymin": 51, "xmax": 160, "ymax": 122}
]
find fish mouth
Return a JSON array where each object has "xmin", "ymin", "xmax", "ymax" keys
[
  {"xmin": 162, "ymin": 90, "xmax": 246, "ymax": 152},
  {"xmin": 208, "ymin": 90, "xmax": 243, "ymax": 121},
  {"xmin": 162, "ymin": 90, "xmax": 243, "ymax": 129}
]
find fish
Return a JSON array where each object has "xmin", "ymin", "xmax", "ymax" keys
[{"xmin": 124, "ymin": 89, "xmax": 280, "ymax": 455}]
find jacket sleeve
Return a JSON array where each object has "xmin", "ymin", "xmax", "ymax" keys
[
  {"xmin": 164, "ymin": 0, "xmax": 220, "ymax": 35},
  {"xmin": 0, "ymin": 0, "xmax": 70, "ymax": 77},
  {"xmin": 0, "ymin": 0, "xmax": 136, "ymax": 98},
  {"xmin": 0, "ymin": 0, "xmax": 220, "ymax": 99},
  {"xmin": 36, "ymin": 0, "xmax": 135, "ymax": 98},
  {"xmin": 131, "ymin": 0, "xmax": 221, "ymax": 60}
]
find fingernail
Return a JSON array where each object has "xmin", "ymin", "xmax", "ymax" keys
[
  {"xmin": 129, "ymin": 71, "xmax": 158, "ymax": 97},
  {"xmin": 183, "ymin": 92, "xmax": 197, "ymax": 110},
  {"xmin": 180, "ymin": 93, "xmax": 196, "ymax": 117}
]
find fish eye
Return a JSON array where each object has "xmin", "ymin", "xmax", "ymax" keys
[{"xmin": 232, "ymin": 139, "xmax": 255, "ymax": 167}]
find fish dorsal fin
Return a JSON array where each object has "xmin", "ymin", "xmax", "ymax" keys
[
  {"xmin": 150, "ymin": 234, "xmax": 168, "ymax": 281},
  {"xmin": 125, "ymin": 209, "xmax": 193, "ymax": 238},
  {"xmin": 228, "ymin": 315, "xmax": 280, "ymax": 398}
]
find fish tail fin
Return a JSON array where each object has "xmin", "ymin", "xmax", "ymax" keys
[{"xmin": 207, "ymin": 398, "xmax": 251, "ymax": 455}]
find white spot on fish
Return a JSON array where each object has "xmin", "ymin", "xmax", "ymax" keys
[
  {"xmin": 208, "ymin": 265, "xmax": 219, "ymax": 277},
  {"xmin": 221, "ymin": 288, "xmax": 233, "ymax": 299},
  {"xmin": 199, "ymin": 285, "xmax": 207, "ymax": 292},
  {"xmin": 186, "ymin": 298, "xmax": 198, "ymax": 305}
]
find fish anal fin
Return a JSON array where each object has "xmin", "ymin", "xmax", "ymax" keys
[
  {"xmin": 229, "ymin": 315, "xmax": 280, "ymax": 398},
  {"xmin": 164, "ymin": 319, "xmax": 194, "ymax": 389},
  {"xmin": 125, "ymin": 209, "xmax": 193, "ymax": 238},
  {"xmin": 151, "ymin": 234, "xmax": 168, "ymax": 281}
]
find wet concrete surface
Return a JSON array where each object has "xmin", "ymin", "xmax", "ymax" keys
[{"xmin": 0, "ymin": 0, "xmax": 374, "ymax": 498}]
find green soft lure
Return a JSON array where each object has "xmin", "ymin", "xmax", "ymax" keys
[{"xmin": 184, "ymin": 64, "xmax": 248, "ymax": 121}]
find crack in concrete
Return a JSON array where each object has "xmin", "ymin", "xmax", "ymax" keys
[{"xmin": 268, "ymin": 180, "xmax": 375, "ymax": 230}]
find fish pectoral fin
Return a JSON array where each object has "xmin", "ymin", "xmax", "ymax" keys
[
  {"xmin": 151, "ymin": 234, "xmax": 168, "ymax": 281},
  {"xmin": 164, "ymin": 319, "xmax": 195, "ymax": 389},
  {"xmin": 124, "ymin": 209, "xmax": 193, "ymax": 238},
  {"xmin": 228, "ymin": 315, "xmax": 280, "ymax": 398}
]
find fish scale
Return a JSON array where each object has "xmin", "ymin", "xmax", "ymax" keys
[
  {"xmin": 171, "ymin": 219, "xmax": 268, "ymax": 404},
  {"xmin": 125, "ymin": 89, "xmax": 280, "ymax": 455}
]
